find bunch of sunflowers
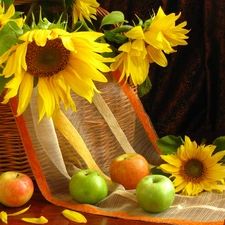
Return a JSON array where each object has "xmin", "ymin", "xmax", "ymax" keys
[{"xmin": 0, "ymin": 0, "xmax": 189, "ymax": 122}]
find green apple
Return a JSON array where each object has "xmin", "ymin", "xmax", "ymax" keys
[
  {"xmin": 0, "ymin": 171, "xmax": 34, "ymax": 207},
  {"xmin": 136, "ymin": 174, "xmax": 175, "ymax": 213},
  {"xmin": 69, "ymin": 169, "xmax": 108, "ymax": 204}
]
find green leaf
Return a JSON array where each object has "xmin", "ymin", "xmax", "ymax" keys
[
  {"xmin": 0, "ymin": 21, "xmax": 23, "ymax": 55},
  {"xmin": 2, "ymin": 0, "xmax": 14, "ymax": 5},
  {"xmin": 213, "ymin": 136, "xmax": 225, "ymax": 152},
  {"xmin": 212, "ymin": 136, "xmax": 225, "ymax": 162},
  {"xmin": 138, "ymin": 77, "xmax": 152, "ymax": 97},
  {"xmin": 100, "ymin": 11, "xmax": 125, "ymax": 28},
  {"xmin": 110, "ymin": 25, "xmax": 133, "ymax": 33},
  {"xmin": 103, "ymin": 30, "xmax": 128, "ymax": 44},
  {"xmin": 150, "ymin": 167, "xmax": 171, "ymax": 177},
  {"xmin": 73, "ymin": 21, "xmax": 91, "ymax": 31},
  {"xmin": 156, "ymin": 135, "xmax": 184, "ymax": 155}
]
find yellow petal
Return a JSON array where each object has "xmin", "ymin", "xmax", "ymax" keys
[
  {"xmin": 21, "ymin": 216, "xmax": 48, "ymax": 224},
  {"xmin": 185, "ymin": 182, "xmax": 195, "ymax": 196},
  {"xmin": 38, "ymin": 78, "xmax": 56, "ymax": 118},
  {"xmin": 207, "ymin": 150, "xmax": 225, "ymax": 166},
  {"xmin": 0, "ymin": 211, "xmax": 8, "ymax": 224},
  {"xmin": 18, "ymin": 73, "xmax": 34, "ymax": 116},
  {"xmin": 4, "ymin": 5, "xmax": 15, "ymax": 19},
  {"xmin": 119, "ymin": 42, "xmax": 131, "ymax": 52},
  {"xmin": 160, "ymin": 163, "xmax": 180, "ymax": 173},
  {"xmin": 62, "ymin": 209, "xmax": 87, "ymax": 223},
  {"xmin": 125, "ymin": 26, "xmax": 145, "ymax": 40},
  {"xmin": 174, "ymin": 180, "xmax": 187, "ymax": 193},
  {"xmin": 161, "ymin": 154, "xmax": 182, "ymax": 167},
  {"xmin": 173, "ymin": 175, "xmax": 185, "ymax": 186},
  {"xmin": 8, "ymin": 205, "xmax": 31, "ymax": 216},
  {"xmin": 146, "ymin": 45, "xmax": 168, "ymax": 67},
  {"xmin": 61, "ymin": 35, "xmax": 77, "ymax": 52}
]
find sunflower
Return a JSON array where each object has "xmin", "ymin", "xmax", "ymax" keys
[
  {"xmin": 110, "ymin": 7, "xmax": 189, "ymax": 86},
  {"xmin": 144, "ymin": 6, "xmax": 189, "ymax": 63},
  {"xmin": 159, "ymin": 136, "xmax": 225, "ymax": 196},
  {"xmin": 110, "ymin": 26, "xmax": 150, "ymax": 86},
  {"xmin": 0, "ymin": 28, "xmax": 113, "ymax": 121},
  {"xmin": 72, "ymin": 0, "xmax": 99, "ymax": 24},
  {"xmin": 0, "ymin": 4, "xmax": 23, "ymax": 29}
]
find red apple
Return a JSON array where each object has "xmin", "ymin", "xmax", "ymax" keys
[
  {"xmin": 0, "ymin": 171, "xmax": 34, "ymax": 207},
  {"xmin": 109, "ymin": 153, "xmax": 150, "ymax": 189}
]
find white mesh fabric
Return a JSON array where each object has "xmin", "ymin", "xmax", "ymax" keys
[{"xmin": 22, "ymin": 76, "xmax": 225, "ymax": 224}]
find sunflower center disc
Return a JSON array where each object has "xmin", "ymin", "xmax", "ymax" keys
[
  {"xmin": 184, "ymin": 159, "xmax": 204, "ymax": 179},
  {"xmin": 26, "ymin": 38, "xmax": 70, "ymax": 77}
]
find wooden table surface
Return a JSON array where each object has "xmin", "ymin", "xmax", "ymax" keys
[{"xmin": 0, "ymin": 183, "xmax": 171, "ymax": 225}]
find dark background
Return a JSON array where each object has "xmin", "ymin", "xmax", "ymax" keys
[{"xmin": 98, "ymin": 0, "xmax": 225, "ymax": 144}]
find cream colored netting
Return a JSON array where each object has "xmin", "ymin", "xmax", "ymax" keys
[{"xmin": 22, "ymin": 75, "xmax": 225, "ymax": 224}]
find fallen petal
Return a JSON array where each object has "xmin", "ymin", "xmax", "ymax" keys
[
  {"xmin": 0, "ymin": 211, "xmax": 8, "ymax": 224},
  {"xmin": 62, "ymin": 209, "xmax": 87, "ymax": 223},
  {"xmin": 8, "ymin": 205, "xmax": 31, "ymax": 216},
  {"xmin": 21, "ymin": 216, "xmax": 48, "ymax": 224}
]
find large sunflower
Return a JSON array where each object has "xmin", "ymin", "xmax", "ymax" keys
[
  {"xmin": 0, "ymin": 4, "xmax": 23, "ymax": 29},
  {"xmin": 72, "ymin": 0, "xmax": 99, "ymax": 24},
  {"xmin": 0, "ymin": 28, "xmax": 113, "ymax": 121},
  {"xmin": 160, "ymin": 136, "xmax": 225, "ymax": 196}
]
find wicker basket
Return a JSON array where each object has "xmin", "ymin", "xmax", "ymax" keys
[{"xmin": 0, "ymin": 93, "xmax": 34, "ymax": 178}]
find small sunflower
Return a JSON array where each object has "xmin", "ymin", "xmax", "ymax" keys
[
  {"xmin": 160, "ymin": 136, "xmax": 225, "ymax": 196},
  {"xmin": 110, "ymin": 26, "xmax": 150, "ymax": 86},
  {"xmin": 72, "ymin": 0, "xmax": 99, "ymax": 24},
  {"xmin": 0, "ymin": 28, "xmax": 113, "ymax": 121},
  {"xmin": 144, "ymin": 6, "xmax": 189, "ymax": 63},
  {"xmin": 110, "ymin": 7, "xmax": 189, "ymax": 86},
  {"xmin": 0, "ymin": 4, "xmax": 23, "ymax": 29}
]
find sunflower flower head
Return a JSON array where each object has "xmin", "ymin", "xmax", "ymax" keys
[
  {"xmin": 107, "ymin": 7, "xmax": 189, "ymax": 88},
  {"xmin": 0, "ymin": 16, "xmax": 114, "ymax": 121},
  {"xmin": 110, "ymin": 26, "xmax": 149, "ymax": 86},
  {"xmin": 144, "ymin": 6, "xmax": 189, "ymax": 54},
  {"xmin": 159, "ymin": 136, "xmax": 225, "ymax": 196},
  {"xmin": 72, "ymin": 0, "xmax": 99, "ymax": 24}
]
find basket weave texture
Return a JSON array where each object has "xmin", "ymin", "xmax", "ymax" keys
[{"xmin": 0, "ymin": 93, "xmax": 33, "ymax": 178}]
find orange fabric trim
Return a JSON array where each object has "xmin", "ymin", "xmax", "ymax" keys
[
  {"xmin": 9, "ymin": 97, "xmax": 53, "ymax": 201},
  {"xmin": 8, "ymin": 97, "xmax": 224, "ymax": 225},
  {"xmin": 112, "ymin": 70, "xmax": 162, "ymax": 154}
]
